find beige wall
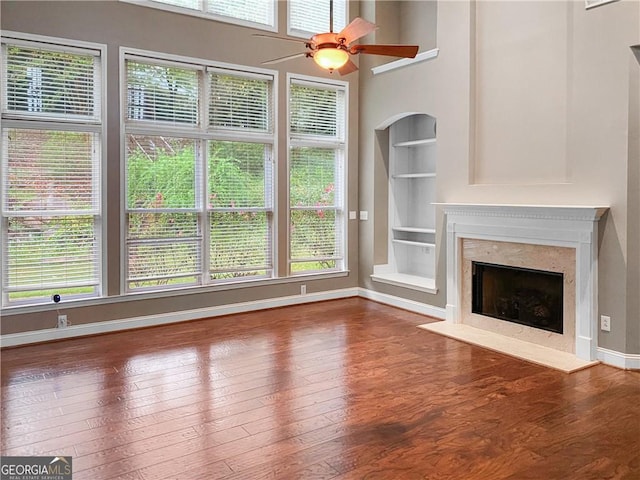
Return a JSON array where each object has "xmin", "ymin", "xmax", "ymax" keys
[
  {"xmin": 0, "ymin": 1, "xmax": 361, "ymax": 334},
  {"xmin": 369, "ymin": 1, "xmax": 438, "ymax": 67},
  {"xmin": 359, "ymin": 0, "xmax": 640, "ymax": 354},
  {"xmin": 473, "ymin": 1, "xmax": 569, "ymax": 185}
]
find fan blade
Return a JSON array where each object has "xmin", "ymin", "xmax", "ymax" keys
[
  {"xmin": 262, "ymin": 52, "xmax": 308, "ymax": 65},
  {"xmin": 350, "ymin": 44, "xmax": 419, "ymax": 58},
  {"xmin": 338, "ymin": 59, "xmax": 358, "ymax": 76},
  {"xmin": 338, "ymin": 17, "xmax": 377, "ymax": 45},
  {"xmin": 253, "ymin": 33, "xmax": 308, "ymax": 44}
]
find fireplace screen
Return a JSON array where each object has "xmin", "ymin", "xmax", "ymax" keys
[{"xmin": 472, "ymin": 262, "xmax": 563, "ymax": 334}]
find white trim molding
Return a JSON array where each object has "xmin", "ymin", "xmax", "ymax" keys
[
  {"xmin": 597, "ymin": 347, "xmax": 640, "ymax": 370},
  {"xmin": 0, "ymin": 288, "xmax": 359, "ymax": 348},
  {"xmin": 0, "ymin": 287, "xmax": 448, "ymax": 348},
  {"xmin": 1, "ymin": 287, "xmax": 446, "ymax": 348},
  {"xmin": 585, "ymin": 0, "xmax": 619, "ymax": 10},
  {"xmin": 358, "ymin": 288, "xmax": 445, "ymax": 319},
  {"xmin": 371, "ymin": 48, "xmax": 439, "ymax": 76}
]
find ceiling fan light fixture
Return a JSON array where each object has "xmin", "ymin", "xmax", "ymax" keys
[{"xmin": 313, "ymin": 46, "xmax": 349, "ymax": 70}]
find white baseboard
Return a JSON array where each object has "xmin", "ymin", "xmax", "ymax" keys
[
  {"xmin": 4, "ymin": 287, "xmax": 636, "ymax": 371},
  {"xmin": 0, "ymin": 287, "xmax": 360, "ymax": 348},
  {"xmin": 358, "ymin": 288, "xmax": 446, "ymax": 319},
  {"xmin": 597, "ymin": 347, "xmax": 640, "ymax": 370},
  {"xmin": 1, "ymin": 287, "xmax": 445, "ymax": 348}
]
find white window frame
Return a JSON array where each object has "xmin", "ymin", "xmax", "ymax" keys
[
  {"xmin": 287, "ymin": 73, "xmax": 348, "ymax": 276},
  {"xmin": 0, "ymin": 31, "xmax": 107, "ymax": 308},
  {"xmin": 120, "ymin": 0, "xmax": 278, "ymax": 33},
  {"xmin": 120, "ymin": 48, "xmax": 277, "ymax": 294}
]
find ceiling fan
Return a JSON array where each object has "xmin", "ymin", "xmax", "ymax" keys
[{"xmin": 256, "ymin": 2, "xmax": 419, "ymax": 75}]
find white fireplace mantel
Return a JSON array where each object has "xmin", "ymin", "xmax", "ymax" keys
[{"xmin": 436, "ymin": 204, "xmax": 609, "ymax": 362}]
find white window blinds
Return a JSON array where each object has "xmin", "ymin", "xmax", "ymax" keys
[
  {"xmin": 1, "ymin": 37, "xmax": 103, "ymax": 306},
  {"xmin": 208, "ymin": 141, "xmax": 273, "ymax": 280},
  {"xmin": 5, "ymin": 129, "xmax": 100, "ymax": 213},
  {"xmin": 290, "ymin": 82, "xmax": 345, "ymax": 140},
  {"xmin": 3, "ymin": 43, "xmax": 101, "ymax": 121},
  {"xmin": 126, "ymin": 61, "xmax": 199, "ymax": 125},
  {"xmin": 289, "ymin": 0, "xmax": 347, "ymax": 37},
  {"xmin": 289, "ymin": 78, "xmax": 346, "ymax": 274},
  {"xmin": 206, "ymin": 0, "xmax": 274, "ymax": 27},
  {"xmin": 209, "ymin": 71, "xmax": 272, "ymax": 133},
  {"xmin": 140, "ymin": 0, "xmax": 275, "ymax": 28},
  {"xmin": 124, "ymin": 54, "xmax": 274, "ymax": 291},
  {"xmin": 125, "ymin": 134, "xmax": 200, "ymax": 288}
]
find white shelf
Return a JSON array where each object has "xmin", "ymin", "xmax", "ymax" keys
[
  {"xmin": 393, "ymin": 138, "xmax": 436, "ymax": 148},
  {"xmin": 371, "ymin": 272, "xmax": 437, "ymax": 294},
  {"xmin": 392, "ymin": 239, "xmax": 436, "ymax": 248},
  {"xmin": 392, "ymin": 173, "xmax": 436, "ymax": 179},
  {"xmin": 392, "ymin": 226, "xmax": 436, "ymax": 234},
  {"xmin": 384, "ymin": 114, "xmax": 437, "ymax": 287},
  {"xmin": 372, "ymin": 48, "xmax": 440, "ymax": 76}
]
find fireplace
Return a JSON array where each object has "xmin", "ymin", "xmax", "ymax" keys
[
  {"xmin": 436, "ymin": 203, "xmax": 607, "ymax": 363},
  {"xmin": 472, "ymin": 262, "xmax": 563, "ymax": 334}
]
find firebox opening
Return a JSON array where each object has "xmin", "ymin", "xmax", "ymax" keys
[{"xmin": 472, "ymin": 262, "xmax": 563, "ymax": 334}]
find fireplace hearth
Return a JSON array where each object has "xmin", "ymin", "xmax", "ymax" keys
[{"xmin": 472, "ymin": 262, "xmax": 563, "ymax": 334}]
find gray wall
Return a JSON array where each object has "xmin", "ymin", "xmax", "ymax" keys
[
  {"xmin": 0, "ymin": 0, "xmax": 361, "ymax": 334},
  {"xmin": 628, "ymin": 45, "xmax": 640, "ymax": 353},
  {"xmin": 3, "ymin": 0, "xmax": 639, "ymax": 357},
  {"xmin": 359, "ymin": 0, "xmax": 640, "ymax": 354}
]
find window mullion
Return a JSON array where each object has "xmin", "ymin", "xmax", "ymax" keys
[
  {"xmin": 289, "ymin": 137, "xmax": 343, "ymax": 149},
  {"xmin": 1, "ymin": 118, "xmax": 102, "ymax": 133},
  {"xmin": 93, "ymin": 55, "xmax": 102, "ymax": 119},
  {"xmin": 200, "ymin": 137, "xmax": 210, "ymax": 286},
  {"xmin": 94, "ymin": 214, "xmax": 104, "ymax": 297},
  {"xmin": 124, "ymin": 124, "xmax": 207, "ymax": 139},
  {"xmin": 199, "ymin": 69, "xmax": 209, "ymax": 286}
]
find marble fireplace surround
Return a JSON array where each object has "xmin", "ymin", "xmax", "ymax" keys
[
  {"xmin": 436, "ymin": 204, "xmax": 608, "ymax": 365},
  {"xmin": 460, "ymin": 238, "xmax": 576, "ymax": 354}
]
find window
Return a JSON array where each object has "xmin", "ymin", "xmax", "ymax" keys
[
  {"xmin": 1, "ymin": 35, "xmax": 104, "ymax": 306},
  {"xmin": 124, "ymin": 53, "xmax": 274, "ymax": 292},
  {"xmin": 124, "ymin": 0, "xmax": 276, "ymax": 30},
  {"xmin": 288, "ymin": 76, "xmax": 346, "ymax": 274},
  {"xmin": 288, "ymin": 0, "xmax": 347, "ymax": 38}
]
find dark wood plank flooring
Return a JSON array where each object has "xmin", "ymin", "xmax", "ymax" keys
[{"xmin": 2, "ymin": 298, "xmax": 639, "ymax": 479}]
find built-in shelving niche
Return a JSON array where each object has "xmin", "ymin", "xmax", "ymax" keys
[{"xmin": 372, "ymin": 113, "xmax": 437, "ymax": 293}]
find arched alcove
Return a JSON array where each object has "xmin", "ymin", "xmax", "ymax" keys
[{"xmin": 371, "ymin": 113, "xmax": 437, "ymax": 293}]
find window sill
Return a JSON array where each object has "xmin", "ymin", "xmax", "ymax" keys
[{"xmin": 1, "ymin": 270, "xmax": 351, "ymax": 315}]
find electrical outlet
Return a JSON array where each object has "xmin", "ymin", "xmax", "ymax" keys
[
  {"xmin": 300, "ymin": 284, "xmax": 306, "ymax": 295},
  {"xmin": 600, "ymin": 315, "xmax": 611, "ymax": 332},
  {"xmin": 57, "ymin": 314, "xmax": 68, "ymax": 329}
]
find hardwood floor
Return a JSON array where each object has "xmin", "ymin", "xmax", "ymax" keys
[{"xmin": 2, "ymin": 298, "xmax": 639, "ymax": 479}]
